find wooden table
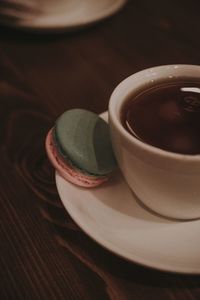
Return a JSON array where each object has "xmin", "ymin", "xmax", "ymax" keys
[{"xmin": 1, "ymin": 1, "xmax": 200, "ymax": 299}]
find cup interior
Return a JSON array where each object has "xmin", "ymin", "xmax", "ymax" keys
[{"xmin": 109, "ymin": 64, "xmax": 200, "ymax": 160}]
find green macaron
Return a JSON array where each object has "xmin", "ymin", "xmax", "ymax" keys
[{"xmin": 54, "ymin": 109, "xmax": 117, "ymax": 176}]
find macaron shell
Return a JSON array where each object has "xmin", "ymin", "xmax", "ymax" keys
[
  {"xmin": 46, "ymin": 129, "xmax": 109, "ymax": 188},
  {"xmin": 54, "ymin": 109, "xmax": 117, "ymax": 176}
]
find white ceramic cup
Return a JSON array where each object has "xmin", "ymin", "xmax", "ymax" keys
[{"xmin": 109, "ymin": 64, "xmax": 200, "ymax": 220}]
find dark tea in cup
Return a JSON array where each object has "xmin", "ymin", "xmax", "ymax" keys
[{"xmin": 121, "ymin": 80, "xmax": 200, "ymax": 155}]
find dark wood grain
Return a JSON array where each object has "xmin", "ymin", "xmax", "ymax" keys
[{"xmin": 1, "ymin": 0, "xmax": 200, "ymax": 299}]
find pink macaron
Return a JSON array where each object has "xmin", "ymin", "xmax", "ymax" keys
[{"xmin": 46, "ymin": 109, "xmax": 117, "ymax": 188}]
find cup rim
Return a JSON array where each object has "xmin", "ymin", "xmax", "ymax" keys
[{"xmin": 109, "ymin": 64, "xmax": 200, "ymax": 161}]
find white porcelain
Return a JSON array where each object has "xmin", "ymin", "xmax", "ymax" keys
[
  {"xmin": 56, "ymin": 168, "xmax": 200, "ymax": 274},
  {"xmin": 0, "ymin": 0, "xmax": 127, "ymax": 31},
  {"xmin": 55, "ymin": 112, "xmax": 200, "ymax": 274},
  {"xmin": 109, "ymin": 65, "xmax": 200, "ymax": 220}
]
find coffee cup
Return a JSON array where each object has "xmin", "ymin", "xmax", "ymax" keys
[{"xmin": 109, "ymin": 64, "xmax": 200, "ymax": 220}]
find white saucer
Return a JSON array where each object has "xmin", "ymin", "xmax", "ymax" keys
[
  {"xmin": 1, "ymin": 0, "xmax": 127, "ymax": 32},
  {"xmin": 56, "ymin": 170, "xmax": 200, "ymax": 274},
  {"xmin": 55, "ymin": 112, "xmax": 200, "ymax": 274}
]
